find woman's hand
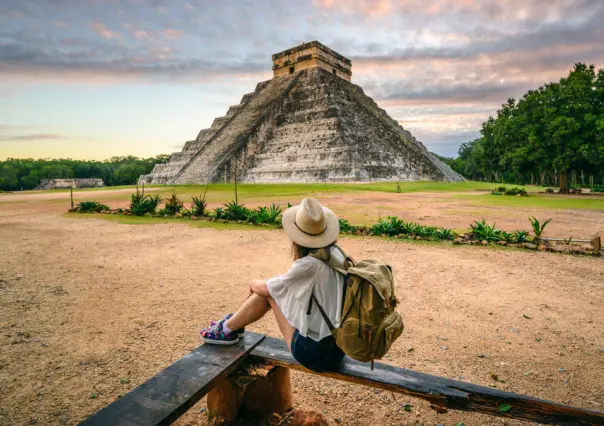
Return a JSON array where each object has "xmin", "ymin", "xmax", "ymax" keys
[{"xmin": 248, "ymin": 279, "xmax": 269, "ymax": 297}]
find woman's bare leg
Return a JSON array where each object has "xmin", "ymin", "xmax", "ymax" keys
[
  {"xmin": 268, "ymin": 297, "xmax": 296, "ymax": 350},
  {"xmin": 225, "ymin": 293, "xmax": 271, "ymax": 331}
]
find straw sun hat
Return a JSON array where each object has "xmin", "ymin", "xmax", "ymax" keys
[{"xmin": 282, "ymin": 198, "xmax": 340, "ymax": 248}]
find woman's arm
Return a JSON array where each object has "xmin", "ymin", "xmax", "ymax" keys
[{"xmin": 248, "ymin": 279, "xmax": 270, "ymax": 297}]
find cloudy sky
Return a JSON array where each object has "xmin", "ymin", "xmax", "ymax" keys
[{"xmin": 1, "ymin": 0, "xmax": 603, "ymax": 160}]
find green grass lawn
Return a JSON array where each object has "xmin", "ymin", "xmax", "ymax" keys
[
  {"xmin": 456, "ymin": 193, "xmax": 604, "ymax": 210},
  {"xmin": 47, "ymin": 181, "xmax": 543, "ymax": 202}
]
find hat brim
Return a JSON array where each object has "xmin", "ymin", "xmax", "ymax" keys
[{"xmin": 282, "ymin": 204, "xmax": 340, "ymax": 249}]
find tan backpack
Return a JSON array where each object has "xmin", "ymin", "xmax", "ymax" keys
[{"xmin": 309, "ymin": 250, "xmax": 404, "ymax": 365}]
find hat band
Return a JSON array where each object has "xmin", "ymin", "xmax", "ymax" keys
[{"xmin": 294, "ymin": 219, "xmax": 327, "ymax": 236}]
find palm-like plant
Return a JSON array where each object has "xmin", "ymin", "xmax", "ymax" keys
[{"xmin": 528, "ymin": 217, "xmax": 552, "ymax": 242}]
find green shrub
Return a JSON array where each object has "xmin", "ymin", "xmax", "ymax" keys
[
  {"xmin": 592, "ymin": 185, "xmax": 604, "ymax": 193},
  {"xmin": 76, "ymin": 201, "xmax": 109, "ymax": 213},
  {"xmin": 545, "ymin": 188, "xmax": 555, "ymax": 193},
  {"xmin": 505, "ymin": 187, "xmax": 528, "ymax": 196},
  {"xmin": 338, "ymin": 218, "xmax": 356, "ymax": 233},
  {"xmin": 491, "ymin": 186, "xmax": 527, "ymax": 196},
  {"xmin": 130, "ymin": 193, "xmax": 162, "ymax": 216},
  {"xmin": 470, "ymin": 219, "xmax": 501, "ymax": 242}
]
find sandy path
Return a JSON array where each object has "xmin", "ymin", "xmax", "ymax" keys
[{"xmin": 1, "ymin": 206, "xmax": 603, "ymax": 425}]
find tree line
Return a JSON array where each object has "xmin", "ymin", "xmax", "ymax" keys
[
  {"xmin": 0, "ymin": 155, "xmax": 169, "ymax": 191},
  {"xmin": 441, "ymin": 63, "xmax": 604, "ymax": 192}
]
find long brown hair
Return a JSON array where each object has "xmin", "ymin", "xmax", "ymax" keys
[{"xmin": 291, "ymin": 241, "xmax": 335, "ymax": 261}]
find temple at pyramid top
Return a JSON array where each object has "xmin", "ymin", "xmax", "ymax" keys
[{"xmin": 272, "ymin": 41, "xmax": 352, "ymax": 81}]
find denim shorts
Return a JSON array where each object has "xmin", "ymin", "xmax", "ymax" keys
[{"xmin": 291, "ymin": 329, "xmax": 345, "ymax": 372}]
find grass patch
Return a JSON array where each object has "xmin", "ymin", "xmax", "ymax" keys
[
  {"xmin": 45, "ymin": 181, "xmax": 532, "ymax": 202},
  {"xmin": 456, "ymin": 193, "xmax": 604, "ymax": 210}
]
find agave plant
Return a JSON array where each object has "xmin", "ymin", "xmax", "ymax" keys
[
  {"xmin": 263, "ymin": 203, "xmax": 283, "ymax": 223},
  {"xmin": 435, "ymin": 227, "xmax": 456, "ymax": 240},
  {"xmin": 372, "ymin": 218, "xmax": 395, "ymax": 236},
  {"xmin": 387, "ymin": 216, "xmax": 405, "ymax": 235},
  {"xmin": 400, "ymin": 221, "xmax": 416, "ymax": 235},
  {"xmin": 470, "ymin": 219, "xmax": 501, "ymax": 242},
  {"xmin": 191, "ymin": 195, "xmax": 208, "ymax": 217},
  {"xmin": 223, "ymin": 201, "xmax": 250, "ymax": 221},
  {"xmin": 513, "ymin": 230, "xmax": 530, "ymax": 243},
  {"xmin": 338, "ymin": 218, "xmax": 356, "ymax": 233},
  {"xmin": 191, "ymin": 187, "xmax": 209, "ymax": 217},
  {"xmin": 163, "ymin": 192, "xmax": 184, "ymax": 215},
  {"xmin": 147, "ymin": 194, "xmax": 163, "ymax": 210},
  {"xmin": 129, "ymin": 193, "xmax": 162, "ymax": 216},
  {"xmin": 246, "ymin": 209, "xmax": 260, "ymax": 224},
  {"xmin": 213, "ymin": 207, "xmax": 225, "ymax": 219},
  {"xmin": 528, "ymin": 216, "xmax": 552, "ymax": 241},
  {"xmin": 500, "ymin": 231, "xmax": 515, "ymax": 244},
  {"xmin": 76, "ymin": 201, "xmax": 109, "ymax": 213}
]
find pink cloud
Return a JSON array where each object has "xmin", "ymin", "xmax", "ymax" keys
[
  {"xmin": 312, "ymin": 0, "xmax": 392, "ymax": 16},
  {"xmin": 162, "ymin": 29, "xmax": 183, "ymax": 40},
  {"xmin": 91, "ymin": 22, "xmax": 120, "ymax": 40}
]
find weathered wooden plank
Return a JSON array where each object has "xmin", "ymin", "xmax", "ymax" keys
[
  {"xmin": 250, "ymin": 337, "xmax": 604, "ymax": 425},
  {"xmin": 80, "ymin": 333, "xmax": 266, "ymax": 426}
]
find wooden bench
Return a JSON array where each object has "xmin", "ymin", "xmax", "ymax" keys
[{"xmin": 80, "ymin": 332, "xmax": 604, "ymax": 425}]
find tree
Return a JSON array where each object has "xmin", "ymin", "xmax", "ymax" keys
[
  {"xmin": 450, "ymin": 62, "xmax": 604, "ymax": 187},
  {"xmin": 20, "ymin": 171, "xmax": 40, "ymax": 189},
  {"xmin": 113, "ymin": 163, "xmax": 148, "ymax": 185}
]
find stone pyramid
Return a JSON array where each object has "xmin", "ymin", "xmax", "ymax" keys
[{"xmin": 139, "ymin": 41, "xmax": 463, "ymax": 184}]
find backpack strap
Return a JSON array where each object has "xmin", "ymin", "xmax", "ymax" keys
[{"xmin": 308, "ymin": 292, "xmax": 335, "ymax": 331}]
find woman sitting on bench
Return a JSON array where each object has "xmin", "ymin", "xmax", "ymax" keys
[{"xmin": 200, "ymin": 198, "xmax": 346, "ymax": 372}]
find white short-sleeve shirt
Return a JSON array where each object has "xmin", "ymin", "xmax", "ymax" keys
[{"xmin": 267, "ymin": 247, "xmax": 346, "ymax": 341}]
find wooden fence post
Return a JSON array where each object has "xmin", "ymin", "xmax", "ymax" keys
[{"xmin": 592, "ymin": 235, "xmax": 601, "ymax": 252}]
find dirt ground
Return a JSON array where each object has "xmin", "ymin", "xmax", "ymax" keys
[{"xmin": 1, "ymin": 192, "xmax": 603, "ymax": 425}]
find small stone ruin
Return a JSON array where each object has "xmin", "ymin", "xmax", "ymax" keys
[{"xmin": 35, "ymin": 178, "xmax": 105, "ymax": 190}]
